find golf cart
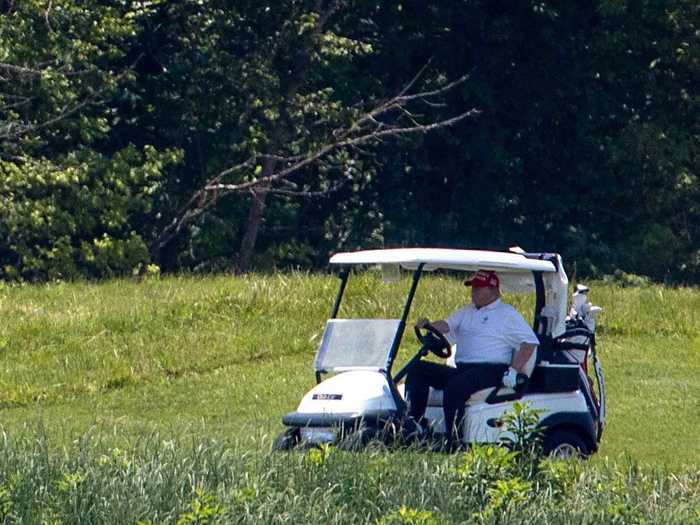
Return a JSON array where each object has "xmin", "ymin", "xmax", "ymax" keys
[{"xmin": 275, "ymin": 248, "xmax": 605, "ymax": 456}]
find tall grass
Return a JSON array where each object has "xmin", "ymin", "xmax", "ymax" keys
[{"xmin": 0, "ymin": 428, "xmax": 698, "ymax": 525}]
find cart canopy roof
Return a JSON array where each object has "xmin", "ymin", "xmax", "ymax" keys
[{"xmin": 330, "ymin": 248, "xmax": 556, "ymax": 273}]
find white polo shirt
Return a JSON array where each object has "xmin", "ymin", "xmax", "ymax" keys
[{"xmin": 445, "ymin": 299, "xmax": 539, "ymax": 365}]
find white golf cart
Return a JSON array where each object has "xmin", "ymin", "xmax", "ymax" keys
[{"xmin": 275, "ymin": 248, "xmax": 605, "ymax": 456}]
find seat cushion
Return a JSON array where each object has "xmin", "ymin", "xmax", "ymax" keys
[
  {"xmin": 430, "ymin": 349, "xmax": 537, "ymax": 406},
  {"xmin": 426, "ymin": 385, "xmax": 516, "ymax": 406},
  {"xmin": 399, "ymin": 348, "xmax": 537, "ymax": 408},
  {"xmin": 399, "ymin": 383, "xmax": 492, "ymax": 406},
  {"xmin": 467, "ymin": 385, "xmax": 516, "ymax": 403},
  {"xmin": 426, "ymin": 387, "xmax": 444, "ymax": 406}
]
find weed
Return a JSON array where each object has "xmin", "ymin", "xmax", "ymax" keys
[
  {"xmin": 175, "ymin": 490, "xmax": 222, "ymax": 525},
  {"xmin": 305, "ymin": 443, "xmax": 334, "ymax": 467},
  {"xmin": 377, "ymin": 506, "xmax": 443, "ymax": 525},
  {"xmin": 497, "ymin": 401, "xmax": 544, "ymax": 475}
]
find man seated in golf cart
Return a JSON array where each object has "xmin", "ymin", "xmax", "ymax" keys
[{"xmin": 406, "ymin": 269, "xmax": 539, "ymax": 447}]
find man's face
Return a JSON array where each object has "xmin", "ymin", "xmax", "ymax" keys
[{"xmin": 471, "ymin": 286, "xmax": 498, "ymax": 308}]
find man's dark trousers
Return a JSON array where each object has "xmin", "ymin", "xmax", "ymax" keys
[{"xmin": 405, "ymin": 361, "xmax": 508, "ymax": 443}]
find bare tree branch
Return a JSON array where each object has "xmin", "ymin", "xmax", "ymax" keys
[
  {"xmin": 151, "ymin": 65, "xmax": 480, "ymax": 253},
  {"xmin": 422, "ymin": 99, "xmax": 447, "ymax": 108},
  {"xmin": 395, "ymin": 58, "xmax": 433, "ymax": 99},
  {"xmin": 395, "ymin": 72, "xmax": 471, "ymax": 105},
  {"xmin": 343, "ymin": 67, "xmax": 471, "ymax": 139},
  {"xmin": 0, "ymin": 98, "xmax": 34, "ymax": 113},
  {"xmin": 45, "ymin": 0, "xmax": 54, "ymax": 33},
  {"xmin": 0, "ymin": 95, "xmax": 96, "ymax": 140},
  {"xmin": 257, "ymin": 152, "xmax": 308, "ymax": 164},
  {"xmin": 204, "ymin": 108, "xmax": 479, "ymax": 194},
  {"xmin": 151, "ymin": 10, "xmax": 475, "ymax": 258},
  {"xmin": 268, "ymin": 186, "xmax": 338, "ymax": 198},
  {"xmin": 0, "ymin": 63, "xmax": 45, "ymax": 77},
  {"xmin": 0, "ymin": 62, "xmax": 94, "ymax": 77}
]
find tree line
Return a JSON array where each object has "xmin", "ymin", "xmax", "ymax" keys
[{"xmin": 1, "ymin": 0, "xmax": 697, "ymax": 282}]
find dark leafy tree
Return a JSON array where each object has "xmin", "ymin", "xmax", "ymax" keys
[{"xmin": 0, "ymin": 0, "xmax": 181, "ymax": 280}]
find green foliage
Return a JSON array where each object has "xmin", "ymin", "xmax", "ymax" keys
[
  {"xmin": 119, "ymin": 0, "xmax": 380, "ymax": 256},
  {"xmin": 0, "ymin": 146, "xmax": 182, "ymax": 280},
  {"xmin": 0, "ymin": 1, "xmax": 184, "ymax": 280},
  {"xmin": 377, "ymin": 506, "xmax": 443, "ymax": 525},
  {"xmin": 0, "ymin": 0, "xmax": 140, "ymax": 149},
  {"xmin": 455, "ymin": 402, "xmax": 544, "ymax": 503},
  {"xmin": 498, "ymin": 401, "xmax": 544, "ymax": 478},
  {"xmin": 0, "ymin": 478, "xmax": 17, "ymax": 522},
  {"xmin": 1, "ymin": 1, "xmax": 699, "ymax": 281},
  {"xmin": 175, "ymin": 490, "xmax": 222, "ymax": 525},
  {"xmin": 0, "ymin": 428, "xmax": 696, "ymax": 524},
  {"xmin": 481, "ymin": 476, "xmax": 533, "ymax": 522},
  {"xmin": 498, "ymin": 401, "xmax": 544, "ymax": 452},
  {"xmin": 304, "ymin": 443, "xmax": 334, "ymax": 467},
  {"xmin": 604, "ymin": 269, "xmax": 652, "ymax": 288},
  {"xmin": 455, "ymin": 445, "xmax": 521, "ymax": 500},
  {"xmin": 581, "ymin": 0, "xmax": 700, "ymax": 282}
]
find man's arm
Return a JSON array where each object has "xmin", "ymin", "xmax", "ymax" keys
[
  {"xmin": 510, "ymin": 342, "xmax": 537, "ymax": 373},
  {"xmin": 415, "ymin": 317, "xmax": 450, "ymax": 334},
  {"xmin": 502, "ymin": 342, "xmax": 538, "ymax": 388}
]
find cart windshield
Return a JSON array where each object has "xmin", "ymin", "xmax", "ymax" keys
[{"xmin": 314, "ymin": 319, "xmax": 400, "ymax": 372}]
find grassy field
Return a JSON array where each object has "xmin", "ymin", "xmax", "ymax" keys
[{"xmin": 0, "ymin": 272, "xmax": 698, "ymax": 523}]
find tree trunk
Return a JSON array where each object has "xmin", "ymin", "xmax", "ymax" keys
[{"xmin": 234, "ymin": 158, "xmax": 275, "ymax": 273}]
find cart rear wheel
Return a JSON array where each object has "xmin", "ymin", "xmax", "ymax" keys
[{"xmin": 543, "ymin": 428, "xmax": 590, "ymax": 459}]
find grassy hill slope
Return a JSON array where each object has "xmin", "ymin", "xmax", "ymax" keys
[{"xmin": 0, "ymin": 273, "xmax": 699, "ymax": 469}]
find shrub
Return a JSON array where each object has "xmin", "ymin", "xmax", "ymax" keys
[{"xmin": 0, "ymin": 146, "xmax": 182, "ymax": 281}]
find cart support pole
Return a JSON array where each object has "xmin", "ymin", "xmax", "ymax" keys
[
  {"xmin": 386, "ymin": 264, "xmax": 424, "ymax": 374},
  {"xmin": 532, "ymin": 271, "xmax": 546, "ymax": 336},
  {"xmin": 330, "ymin": 268, "xmax": 349, "ymax": 319},
  {"xmin": 316, "ymin": 268, "xmax": 350, "ymax": 384}
]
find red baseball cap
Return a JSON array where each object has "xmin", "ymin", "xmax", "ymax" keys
[{"xmin": 464, "ymin": 270, "xmax": 500, "ymax": 288}]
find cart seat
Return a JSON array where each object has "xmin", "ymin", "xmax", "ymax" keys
[{"xmin": 423, "ymin": 349, "xmax": 538, "ymax": 407}]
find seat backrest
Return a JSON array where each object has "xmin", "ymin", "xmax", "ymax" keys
[
  {"xmin": 522, "ymin": 346, "xmax": 538, "ymax": 377},
  {"xmin": 445, "ymin": 346, "xmax": 457, "ymax": 368}
]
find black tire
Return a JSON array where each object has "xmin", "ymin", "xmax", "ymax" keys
[
  {"xmin": 377, "ymin": 420, "xmax": 399, "ymax": 446},
  {"xmin": 396, "ymin": 417, "xmax": 430, "ymax": 447},
  {"xmin": 272, "ymin": 428, "xmax": 300, "ymax": 451},
  {"xmin": 543, "ymin": 428, "xmax": 590, "ymax": 459}
]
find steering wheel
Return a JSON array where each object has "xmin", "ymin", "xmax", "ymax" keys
[{"xmin": 414, "ymin": 323, "xmax": 452, "ymax": 359}]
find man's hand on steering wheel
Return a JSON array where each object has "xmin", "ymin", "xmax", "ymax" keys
[
  {"xmin": 414, "ymin": 319, "xmax": 452, "ymax": 359},
  {"xmin": 415, "ymin": 317, "xmax": 430, "ymax": 330}
]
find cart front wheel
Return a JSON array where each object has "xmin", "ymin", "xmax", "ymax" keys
[
  {"xmin": 273, "ymin": 428, "xmax": 300, "ymax": 451},
  {"xmin": 338, "ymin": 426, "xmax": 377, "ymax": 451}
]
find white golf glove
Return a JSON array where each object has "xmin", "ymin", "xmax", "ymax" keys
[{"xmin": 502, "ymin": 367, "xmax": 518, "ymax": 389}]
